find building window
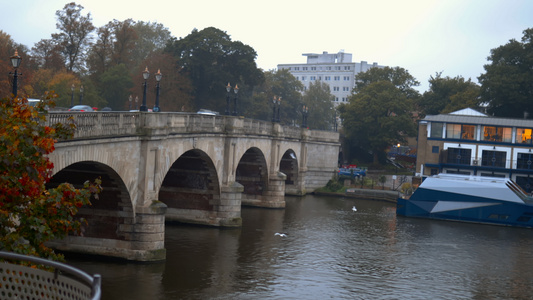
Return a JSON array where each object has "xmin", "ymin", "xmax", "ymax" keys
[
  {"xmin": 516, "ymin": 128, "xmax": 532, "ymax": 144},
  {"xmin": 344, "ymin": 66, "xmax": 351, "ymax": 70},
  {"xmin": 301, "ymin": 76, "xmax": 306, "ymax": 81},
  {"xmin": 318, "ymin": 76, "xmax": 322, "ymax": 80},
  {"xmin": 310, "ymin": 76, "xmax": 316, "ymax": 80},
  {"xmin": 303, "ymin": 67, "xmax": 308, "ymax": 70},
  {"xmin": 432, "ymin": 146, "xmax": 439, "ymax": 153},
  {"xmin": 335, "ymin": 97, "xmax": 339, "ymax": 102},
  {"xmin": 447, "ymin": 148, "xmax": 472, "ymax": 165},
  {"xmin": 516, "ymin": 176, "xmax": 533, "ymax": 193},
  {"xmin": 343, "ymin": 87, "xmax": 350, "ymax": 91},
  {"xmin": 430, "ymin": 122, "xmax": 444, "ymax": 138},
  {"xmin": 325, "ymin": 76, "xmax": 331, "ymax": 80},
  {"xmin": 335, "ymin": 66, "xmax": 341, "ymax": 70},
  {"xmin": 482, "ymin": 126, "xmax": 512, "ymax": 142},
  {"xmin": 481, "ymin": 150, "xmax": 506, "ymax": 168},
  {"xmin": 334, "ymin": 76, "xmax": 340, "ymax": 81},
  {"xmin": 311, "ymin": 67, "xmax": 316, "ymax": 71},
  {"xmin": 333, "ymin": 87, "xmax": 339, "ymax": 91},
  {"xmin": 461, "ymin": 125, "xmax": 475, "ymax": 140},
  {"xmin": 446, "ymin": 124, "xmax": 462, "ymax": 139},
  {"xmin": 517, "ymin": 153, "xmax": 533, "ymax": 170},
  {"xmin": 294, "ymin": 67, "xmax": 300, "ymax": 71},
  {"xmin": 326, "ymin": 67, "xmax": 332, "ymax": 70},
  {"xmin": 344, "ymin": 76, "xmax": 350, "ymax": 81}
]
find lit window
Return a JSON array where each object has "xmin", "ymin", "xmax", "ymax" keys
[{"xmin": 516, "ymin": 128, "xmax": 532, "ymax": 144}]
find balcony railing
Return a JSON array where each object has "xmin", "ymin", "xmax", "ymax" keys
[{"xmin": 0, "ymin": 251, "xmax": 101, "ymax": 300}]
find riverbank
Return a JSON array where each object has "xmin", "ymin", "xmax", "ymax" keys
[{"xmin": 313, "ymin": 187, "xmax": 398, "ymax": 203}]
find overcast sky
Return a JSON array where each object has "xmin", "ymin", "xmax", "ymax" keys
[{"xmin": 2, "ymin": 0, "xmax": 533, "ymax": 92}]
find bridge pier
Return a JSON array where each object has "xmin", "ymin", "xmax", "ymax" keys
[
  {"xmin": 48, "ymin": 201, "xmax": 167, "ymax": 261},
  {"xmin": 241, "ymin": 172, "xmax": 286, "ymax": 208}
]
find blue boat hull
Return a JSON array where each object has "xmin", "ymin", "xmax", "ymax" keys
[{"xmin": 397, "ymin": 195, "xmax": 533, "ymax": 228}]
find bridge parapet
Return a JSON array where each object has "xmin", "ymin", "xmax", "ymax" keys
[{"xmin": 47, "ymin": 112, "xmax": 322, "ymax": 141}]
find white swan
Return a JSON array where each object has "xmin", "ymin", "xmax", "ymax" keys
[
  {"xmin": 352, "ymin": 206, "xmax": 357, "ymax": 212},
  {"xmin": 275, "ymin": 233, "xmax": 287, "ymax": 237}
]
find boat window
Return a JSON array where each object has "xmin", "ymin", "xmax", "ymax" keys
[{"xmin": 517, "ymin": 216, "xmax": 531, "ymax": 222}]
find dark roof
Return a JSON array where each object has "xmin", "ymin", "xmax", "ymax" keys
[{"xmin": 422, "ymin": 114, "xmax": 533, "ymax": 128}]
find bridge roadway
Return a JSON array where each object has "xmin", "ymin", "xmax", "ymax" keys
[{"xmin": 44, "ymin": 112, "xmax": 340, "ymax": 261}]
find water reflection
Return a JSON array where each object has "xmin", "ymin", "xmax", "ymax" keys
[{"xmin": 68, "ymin": 194, "xmax": 533, "ymax": 300}]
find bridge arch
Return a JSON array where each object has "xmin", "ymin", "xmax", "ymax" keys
[
  {"xmin": 159, "ymin": 149, "xmax": 222, "ymax": 226},
  {"xmin": 280, "ymin": 149, "xmax": 301, "ymax": 195}
]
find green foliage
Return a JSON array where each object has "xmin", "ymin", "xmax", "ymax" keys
[
  {"xmin": 479, "ymin": 28, "xmax": 533, "ymax": 118},
  {"xmin": 100, "ymin": 64, "xmax": 134, "ymax": 109},
  {"xmin": 165, "ymin": 27, "xmax": 264, "ymax": 112},
  {"xmin": 419, "ymin": 72, "xmax": 480, "ymax": 116},
  {"xmin": 302, "ymin": 81, "xmax": 335, "ymax": 130},
  {"xmin": 340, "ymin": 67, "xmax": 419, "ymax": 164},
  {"xmin": 247, "ymin": 69, "xmax": 303, "ymax": 123},
  {"xmin": 320, "ymin": 179, "xmax": 345, "ymax": 193},
  {"xmin": 0, "ymin": 93, "xmax": 101, "ymax": 261}
]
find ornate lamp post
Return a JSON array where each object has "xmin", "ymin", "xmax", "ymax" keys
[
  {"xmin": 79, "ymin": 85, "xmax": 84, "ymax": 105},
  {"xmin": 129, "ymin": 95, "xmax": 132, "ymax": 110},
  {"xmin": 232, "ymin": 84, "xmax": 239, "ymax": 116},
  {"xmin": 9, "ymin": 50, "xmax": 22, "ymax": 97},
  {"xmin": 276, "ymin": 96, "xmax": 281, "ymax": 122},
  {"xmin": 225, "ymin": 83, "xmax": 231, "ymax": 115},
  {"xmin": 272, "ymin": 96, "xmax": 277, "ymax": 122},
  {"xmin": 302, "ymin": 105, "xmax": 309, "ymax": 128},
  {"xmin": 140, "ymin": 67, "xmax": 150, "ymax": 112},
  {"xmin": 153, "ymin": 69, "xmax": 162, "ymax": 112},
  {"xmin": 70, "ymin": 84, "xmax": 75, "ymax": 107}
]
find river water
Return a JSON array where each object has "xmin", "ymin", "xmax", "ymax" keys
[{"xmin": 68, "ymin": 194, "xmax": 533, "ymax": 300}]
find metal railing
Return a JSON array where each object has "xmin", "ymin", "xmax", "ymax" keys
[{"xmin": 0, "ymin": 251, "xmax": 101, "ymax": 300}]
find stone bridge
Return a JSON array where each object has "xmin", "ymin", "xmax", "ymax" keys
[{"xmin": 44, "ymin": 112, "xmax": 340, "ymax": 261}]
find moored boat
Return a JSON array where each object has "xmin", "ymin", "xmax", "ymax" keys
[{"xmin": 397, "ymin": 174, "xmax": 533, "ymax": 228}]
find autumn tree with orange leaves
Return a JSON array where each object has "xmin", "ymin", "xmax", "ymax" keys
[{"xmin": 0, "ymin": 93, "xmax": 101, "ymax": 261}]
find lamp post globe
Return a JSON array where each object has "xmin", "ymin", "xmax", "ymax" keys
[
  {"xmin": 153, "ymin": 69, "xmax": 162, "ymax": 112},
  {"xmin": 232, "ymin": 85, "xmax": 239, "ymax": 116},
  {"xmin": 79, "ymin": 85, "xmax": 84, "ymax": 105},
  {"xmin": 70, "ymin": 84, "xmax": 75, "ymax": 107},
  {"xmin": 140, "ymin": 67, "xmax": 150, "ymax": 112},
  {"xmin": 272, "ymin": 96, "xmax": 277, "ymax": 122},
  {"xmin": 9, "ymin": 50, "xmax": 22, "ymax": 97},
  {"xmin": 225, "ymin": 83, "xmax": 231, "ymax": 115}
]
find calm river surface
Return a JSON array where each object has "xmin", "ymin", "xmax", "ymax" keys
[{"xmin": 68, "ymin": 194, "xmax": 533, "ymax": 300}]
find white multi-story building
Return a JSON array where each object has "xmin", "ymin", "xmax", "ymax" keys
[{"xmin": 277, "ymin": 51, "xmax": 385, "ymax": 107}]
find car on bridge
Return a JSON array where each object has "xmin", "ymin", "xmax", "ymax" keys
[
  {"xmin": 338, "ymin": 167, "xmax": 366, "ymax": 178},
  {"xmin": 69, "ymin": 105, "xmax": 94, "ymax": 112}
]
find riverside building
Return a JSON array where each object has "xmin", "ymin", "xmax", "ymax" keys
[
  {"xmin": 416, "ymin": 108, "xmax": 533, "ymax": 193},
  {"xmin": 277, "ymin": 51, "xmax": 385, "ymax": 107}
]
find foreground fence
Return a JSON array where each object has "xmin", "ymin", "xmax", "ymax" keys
[{"xmin": 0, "ymin": 251, "xmax": 101, "ymax": 300}]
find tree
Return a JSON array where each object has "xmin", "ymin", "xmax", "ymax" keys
[
  {"xmin": 31, "ymin": 39, "xmax": 65, "ymax": 71},
  {"xmin": 247, "ymin": 69, "xmax": 303, "ymax": 124},
  {"xmin": 0, "ymin": 31, "xmax": 35, "ymax": 97},
  {"xmin": 479, "ymin": 28, "xmax": 533, "ymax": 118},
  {"xmin": 165, "ymin": 27, "xmax": 264, "ymax": 112},
  {"xmin": 52, "ymin": 2, "xmax": 95, "ymax": 72},
  {"xmin": 100, "ymin": 64, "xmax": 134, "ymax": 110},
  {"xmin": 302, "ymin": 81, "xmax": 334, "ymax": 130},
  {"xmin": 339, "ymin": 67, "xmax": 419, "ymax": 164},
  {"xmin": 0, "ymin": 93, "xmax": 101, "ymax": 261},
  {"xmin": 131, "ymin": 52, "xmax": 193, "ymax": 112},
  {"xmin": 419, "ymin": 72, "xmax": 480, "ymax": 115},
  {"xmin": 132, "ymin": 21, "xmax": 173, "ymax": 68}
]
